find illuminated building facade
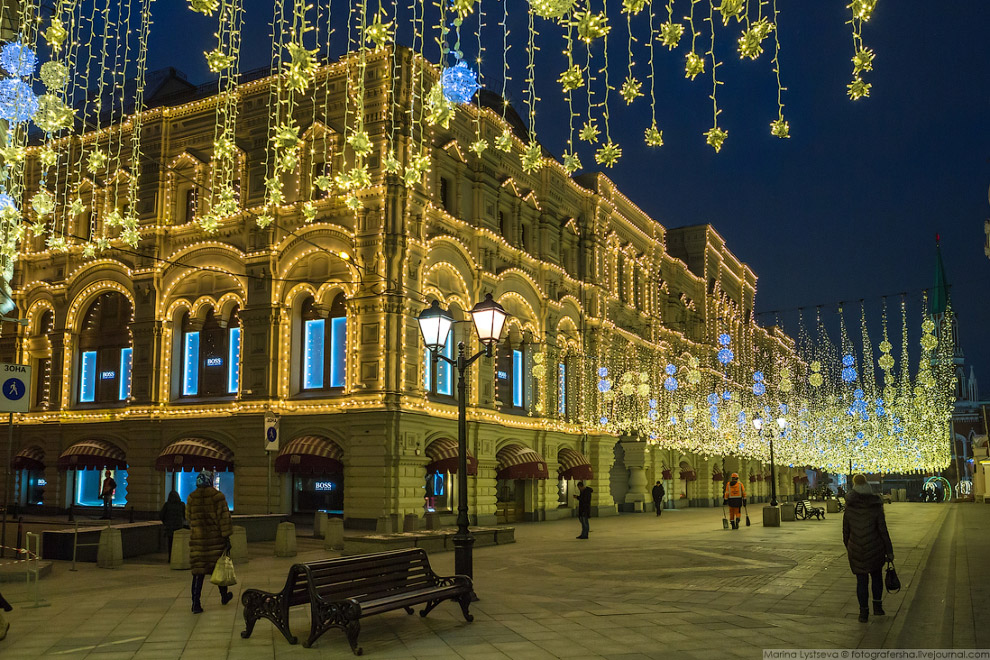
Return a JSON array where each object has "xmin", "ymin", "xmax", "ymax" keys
[{"xmin": 7, "ymin": 48, "xmax": 803, "ymax": 526}]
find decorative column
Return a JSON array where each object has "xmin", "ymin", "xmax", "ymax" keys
[
  {"xmin": 585, "ymin": 435, "xmax": 617, "ymax": 516},
  {"xmin": 620, "ymin": 439, "xmax": 649, "ymax": 512}
]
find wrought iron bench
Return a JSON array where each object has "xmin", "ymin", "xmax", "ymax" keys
[
  {"xmin": 240, "ymin": 547, "xmax": 473, "ymax": 653},
  {"xmin": 795, "ymin": 499, "xmax": 825, "ymax": 520}
]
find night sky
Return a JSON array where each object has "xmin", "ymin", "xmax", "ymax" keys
[{"xmin": 146, "ymin": 1, "xmax": 990, "ymax": 385}]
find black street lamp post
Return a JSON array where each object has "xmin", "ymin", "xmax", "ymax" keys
[
  {"xmin": 753, "ymin": 415, "xmax": 787, "ymax": 507},
  {"xmin": 417, "ymin": 294, "xmax": 508, "ymax": 584}
]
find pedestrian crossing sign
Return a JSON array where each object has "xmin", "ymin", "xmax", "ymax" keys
[{"xmin": 0, "ymin": 363, "xmax": 30, "ymax": 413}]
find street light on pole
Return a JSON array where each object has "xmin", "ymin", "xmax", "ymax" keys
[
  {"xmin": 417, "ymin": 293, "xmax": 508, "ymax": 586},
  {"xmin": 753, "ymin": 415, "xmax": 784, "ymax": 508}
]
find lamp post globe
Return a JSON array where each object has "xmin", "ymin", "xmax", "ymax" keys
[
  {"xmin": 417, "ymin": 299, "xmax": 454, "ymax": 351},
  {"xmin": 469, "ymin": 293, "xmax": 508, "ymax": 350}
]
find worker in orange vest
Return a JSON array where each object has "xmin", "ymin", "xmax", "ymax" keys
[{"xmin": 723, "ymin": 473, "xmax": 747, "ymax": 530}]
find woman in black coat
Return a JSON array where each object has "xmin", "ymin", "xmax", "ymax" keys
[
  {"xmin": 160, "ymin": 490, "xmax": 186, "ymax": 562},
  {"xmin": 842, "ymin": 473, "xmax": 894, "ymax": 622}
]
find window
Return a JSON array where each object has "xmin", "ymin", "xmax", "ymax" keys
[
  {"xmin": 180, "ymin": 307, "xmax": 240, "ymax": 398},
  {"xmin": 75, "ymin": 469, "xmax": 128, "ymax": 507},
  {"xmin": 184, "ymin": 188, "xmax": 197, "ymax": 222},
  {"xmin": 558, "ymin": 362, "xmax": 567, "ymax": 416},
  {"xmin": 424, "ymin": 330, "xmax": 453, "ymax": 396},
  {"xmin": 497, "ymin": 341, "xmax": 526, "ymax": 411},
  {"xmin": 77, "ymin": 292, "xmax": 132, "ymax": 405},
  {"xmin": 171, "ymin": 470, "xmax": 233, "ymax": 510},
  {"xmin": 301, "ymin": 294, "xmax": 346, "ymax": 392},
  {"xmin": 519, "ymin": 223, "xmax": 526, "ymax": 250},
  {"xmin": 440, "ymin": 177, "xmax": 451, "ymax": 212},
  {"xmin": 498, "ymin": 211, "xmax": 506, "ymax": 237}
]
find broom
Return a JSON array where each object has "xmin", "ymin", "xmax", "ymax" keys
[
  {"xmin": 721, "ymin": 503, "xmax": 729, "ymax": 530},
  {"xmin": 744, "ymin": 502, "xmax": 751, "ymax": 527}
]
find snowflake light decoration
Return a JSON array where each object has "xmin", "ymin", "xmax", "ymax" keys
[{"xmin": 441, "ymin": 60, "xmax": 481, "ymax": 104}]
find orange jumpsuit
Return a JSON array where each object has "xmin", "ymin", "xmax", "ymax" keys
[{"xmin": 724, "ymin": 480, "xmax": 746, "ymax": 522}]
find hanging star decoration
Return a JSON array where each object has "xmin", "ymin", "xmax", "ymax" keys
[
  {"xmin": 38, "ymin": 146, "xmax": 58, "ymax": 167},
  {"xmin": 383, "ymin": 150, "xmax": 402, "ymax": 174},
  {"xmin": 685, "ymin": 52, "xmax": 705, "ymax": 80},
  {"xmin": 558, "ymin": 65, "xmax": 583, "ymax": 91},
  {"xmin": 852, "ymin": 47, "xmax": 875, "ymax": 73},
  {"xmin": 530, "ymin": 0, "xmax": 575, "ymax": 21},
  {"xmin": 659, "ymin": 21, "xmax": 685, "ymax": 49},
  {"xmin": 849, "ymin": 0, "xmax": 878, "ymax": 21},
  {"xmin": 347, "ymin": 131, "xmax": 373, "ymax": 158},
  {"xmin": 717, "ymin": 0, "xmax": 745, "ymax": 25},
  {"xmin": 301, "ymin": 201, "xmax": 317, "ymax": 222},
  {"xmin": 33, "ymin": 94, "xmax": 75, "ymax": 132},
  {"xmin": 847, "ymin": 77, "xmax": 871, "ymax": 100},
  {"xmin": 285, "ymin": 42, "xmax": 319, "ymax": 92},
  {"xmin": 620, "ymin": 76, "xmax": 643, "ymax": 104},
  {"xmin": 579, "ymin": 119, "xmax": 600, "ymax": 143},
  {"xmin": 188, "ymin": 0, "xmax": 219, "ymax": 15},
  {"xmin": 644, "ymin": 124, "xmax": 663, "ymax": 147},
  {"xmin": 622, "ymin": 0, "xmax": 647, "ymax": 15},
  {"xmin": 572, "ymin": 11, "xmax": 610, "ymax": 42},
  {"xmin": 562, "ymin": 150, "xmax": 582, "ymax": 174},
  {"xmin": 469, "ymin": 139, "xmax": 488, "ymax": 157},
  {"xmin": 364, "ymin": 12, "xmax": 394, "ymax": 49},
  {"xmin": 205, "ymin": 47, "xmax": 236, "ymax": 73},
  {"xmin": 494, "ymin": 129, "xmax": 514, "ymax": 152},
  {"xmin": 705, "ymin": 126, "xmax": 728, "ymax": 152},
  {"xmin": 86, "ymin": 149, "xmax": 108, "ymax": 173},
  {"xmin": 520, "ymin": 142, "xmax": 543, "ymax": 173},
  {"xmin": 594, "ymin": 141, "xmax": 622, "ymax": 167},
  {"xmin": 255, "ymin": 213, "xmax": 274, "ymax": 229},
  {"xmin": 44, "ymin": 20, "xmax": 68, "ymax": 49},
  {"xmin": 770, "ymin": 118, "xmax": 790, "ymax": 138},
  {"xmin": 737, "ymin": 19, "xmax": 774, "ymax": 60},
  {"xmin": 426, "ymin": 82, "xmax": 456, "ymax": 128}
]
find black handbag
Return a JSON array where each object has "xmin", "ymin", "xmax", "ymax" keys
[{"xmin": 884, "ymin": 560, "xmax": 900, "ymax": 593}]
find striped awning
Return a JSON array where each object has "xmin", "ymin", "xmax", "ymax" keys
[
  {"xmin": 57, "ymin": 440, "xmax": 127, "ymax": 471},
  {"xmin": 496, "ymin": 445, "xmax": 548, "ymax": 480},
  {"xmin": 679, "ymin": 470, "xmax": 697, "ymax": 481},
  {"xmin": 425, "ymin": 438, "xmax": 477, "ymax": 476},
  {"xmin": 274, "ymin": 435, "xmax": 343, "ymax": 474},
  {"xmin": 557, "ymin": 448, "xmax": 592, "ymax": 481},
  {"xmin": 155, "ymin": 438, "xmax": 234, "ymax": 472},
  {"xmin": 12, "ymin": 445, "xmax": 44, "ymax": 471}
]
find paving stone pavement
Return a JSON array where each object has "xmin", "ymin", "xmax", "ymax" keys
[{"xmin": 0, "ymin": 501, "xmax": 976, "ymax": 659}]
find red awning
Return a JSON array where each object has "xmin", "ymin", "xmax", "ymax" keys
[
  {"xmin": 793, "ymin": 475, "xmax": 809, "ymax": 484},
  {"xmin": 425, "ymin": 438, "xmax": 477, "ymax": 476},
  {"xmin": 12, "ymin": 445, "xmax": 44, "ymax": 471},
  {"xmin": 496, "ymin": 445, "xmax": 548, "ymax": 480},
  {"xmin": 155, "ymin": 438, "xmax": 234, "ymax": 472},
  {"xmin": 712, "ymin": 471, "xmax": 724, "ymax": 481},
  {"xmin": 557, "ymin": 448, "xmax": 593, "ymax": 481},
  {"xmin": 680, "ymin": 470, "xmax": 697, "ymax": 481},
  {"xmin": 57, "ymin": 440, "xmax": 127, "ymax": 471},
  {"xmin": 274, "ymin": 435, "xmax": 343, "ymax": 474}
]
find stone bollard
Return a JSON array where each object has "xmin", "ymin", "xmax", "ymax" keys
[
  {"xmin": 275, "ymin": 521, "xmax": 297, "ymax": 557},
  {"xmin": 389, "ymin": 513, "xmax": 402, "ymax": 533},
  {"xmin": 170, "ymin": 529, "xmax": 191, "ymax": 570},
  {"xmin": 376, "ymin": 516, "xmax": 392, "ymax": 534},
  {"xmin": 762, "ymin": 506, "xmax": 781, "ymax": 527},
  {"xmin": 229, "ymin": 525, "xmax": 249, "ymax": 565},
  {"xmin": 825, "ymin": 499, "xmax": 840, "ymax": 514},
  {"xmin": 779, "ymin": 502, "xmax": 796, "ymax": 522},
  {"xmin": 889, "ymin": 490, "xmax": 898, "ymax": 502},
  {"xmin": 97, "ymin": 526, "xmax": 123, "ymax": 569},
  {"xmin": 403, "ymin": 513, "xmax": 419, "ymax": 532},
  {"xmin": 898, "ymin": 488, "xmax": 907, "ymax": 502},
  {"xmin": 313, "ymin": 511, "xmax": 328, "ymax": 538},
  {"xmin": 324, "ymin": 518, "xmax": 344, "ymax": 551},
  {"xmin": 424, "ymin": 512, "xmax": 440, "ymax": 530}
]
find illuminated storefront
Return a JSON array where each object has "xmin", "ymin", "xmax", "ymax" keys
[
  {"xmin": 155, "ymin": 438, "xmax": 236, "ymax": 510},
  {"xmin": 56, "ymin": 439, "xmax": 128, "ymax": 508},
  {"xmin": 274, "ymin": 436, "xmax": 344, "ymax": 514}
]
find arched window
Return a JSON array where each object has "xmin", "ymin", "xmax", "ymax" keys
[
  {"xmin": 78, "ymin": 292, "xmax": 132, "ymax": 404},
  {"xmin": 180, "ymin": 307, "xmax": 241, "ymax": 397},
  {"xmin": 34, "ymin": 310, "xmax": 54, "ymax": 408},
  {"xmin": 300, "ymin": 294, "xmax": 347, "ymax": 391}
]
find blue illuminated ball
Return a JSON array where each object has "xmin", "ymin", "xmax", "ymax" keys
[
  {"xmin": 663, "ymin": 376, "xmax": 678, "ymax": 391},
  {"xmin": 717, "ymin": 348, "xmax": 734, "ymax": 365},
  {"xmin": 722, "ymin": 390, "xmax": 731, "ymax": 401},
  {"xmin": 0, "ymin": 41, "xmax": 38, "ymax": 77},
  {"xmin": 841, "ymin": 366, "xmax": 857, "ymax": 383},
  {"xmin": 648, "ymin": 410, "xmax": 658, "ymax": 421},
  {"xmin": 648, "ymin": 398, "xmax": 657, "ymax": 409},
  {"xmin": 665, "ymin": 363, "xmax": 676, "ymax": 376},
  {"xmin": 598, "ymin": 367, "xmax": 608, "ymax": 378},
  {"xmin": 752, "ymin": 382, "xmax": 765, "ymax": 396},
  {"xmin": 597, "ymin": 379, "xmax": 610, "ymax": 393},
  {"xmin": 441, "ymin": 60, "xmax": 480, "ymax": 104},
  {"xmin": 853, "ymin": 388, "xmax": 864, "ymax": 399},
  {"xmin": 706, "ymin": 393, "xmax": 719, "ymax": 406},
  {"xmin": 0, "ymin": 193, "xmax": 15, "ymax": 211},
  {"xmin": 753, "ymin": 370, "xmax": 764, "ymax": 382},
  {"xmin": 718, "ymin": 333, "xmax": 731, "ymax": 346},
  {"xmin": 842, "ymin": 354, "xmax": 855, "ymax": 367},
  {"xmin": 0, "ymin": 78, "xmax": 37, "ymax": 122},
  {"xmin": 599, "ymin": 416, "xmax": 608, "ymax": 426}
]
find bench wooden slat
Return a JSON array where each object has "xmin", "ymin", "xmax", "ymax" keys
[{"xmin": 241, "ymin": 548, "xmax": 474, "ymax": 654}]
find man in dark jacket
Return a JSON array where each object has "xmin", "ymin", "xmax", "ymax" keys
[
  {"xmin": 843, "ymin": 473, "xmax": 894, "ymax": 622},
  {"xmin": 652, "ymin": 481, "xmax": 665, "ymax": 517},
  {"xmin": 574, "ymin": 481, "xmax": 592, "ymax": 539}
]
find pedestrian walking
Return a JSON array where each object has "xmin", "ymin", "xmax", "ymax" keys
[
  {"xmin": 0, "ymin": 588, "xmax": 11, "ymax": 641},
  {"xmin": 187, "ymin": 470, "xmax": 233, "ymax": 613},
  {"xmin": 100, "ymin": 470, "xmax": 116, "ymax": 519},
  {"xmin": 160, "ymin": 490, "xmax": 186, "ymax": 562},
  {"xmin": 843, "ymin": 473, "xmax": 893, "ymax": 622},
  {"xmin": 722, "ymin": 473, "xmax": 746, "ymax": 530},
  {"xmin": 573, "ymin": 481, "xmax": 592, "ymax": 539},
  {"xmin": 652, "ymin": 480, "xmax": 665, "ymax": 517}
]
